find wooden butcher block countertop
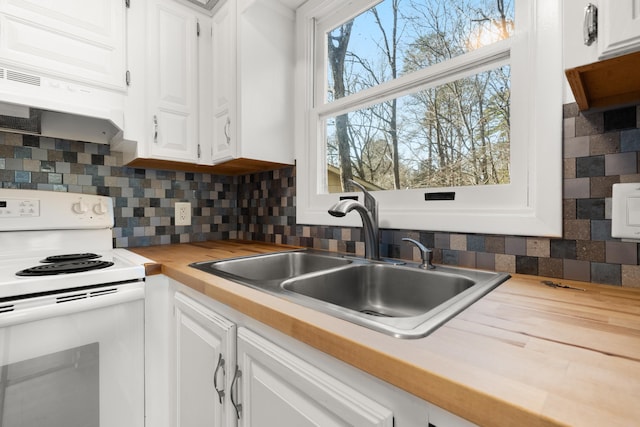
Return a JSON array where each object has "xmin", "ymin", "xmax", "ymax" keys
[{"xmin": 129, "ymin": 240, "xmax": 640, "ymax": 427}]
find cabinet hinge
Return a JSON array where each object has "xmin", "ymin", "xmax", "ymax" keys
[
  {"xmin": 125, "ymin": 70, "xmax": 131, "ymax": 86},
  {"xmin": 125, "ymin": 0, "xmax": 130, "ymax": 8},
  {"xmin": 196, "ymin": 21, "xmax": 201, "ymax": 37}
]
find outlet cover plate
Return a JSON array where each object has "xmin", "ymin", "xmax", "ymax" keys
[
  {"xmin": 612, "ymin": 183, "xmax": 640, "ymax": 241},
  {"xmin": 175, "ymin": 202, "xmax": 191, "ymax": 226}
]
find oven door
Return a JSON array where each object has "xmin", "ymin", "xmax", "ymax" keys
[{"xmin": 0, "ymin": 282, "xmax": 144, "ymax": 427}]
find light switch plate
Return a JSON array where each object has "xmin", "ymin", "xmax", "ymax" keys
[
  {"xmin": 611, "ymin": 183, "xmax": 640, "ymax": 241},
  {"xmin": 175, "ymin": 202, "xmax": 191, "ymax": 226}
]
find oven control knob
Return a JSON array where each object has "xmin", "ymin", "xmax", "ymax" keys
[
  {"xmin": 72, "ymin": 200, "xmax": 89, "ymax": 214},
  {"xmin": 93, "ymin": 201, "xmax": 108, "ymax": 215}
]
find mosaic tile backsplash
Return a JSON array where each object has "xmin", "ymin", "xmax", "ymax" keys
[
  {"xmin": 1, "ymin": 102, "xmax": 640, "ymax": 287},
  {"xmin": 0, "ymin": 132, "xmax": 238, "ymax": 247}
]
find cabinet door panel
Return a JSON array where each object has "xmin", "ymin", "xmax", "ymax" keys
[
  {"xmin": 212, "ymin": 1, "xmax": 234, "ymax": 113},
  {"xmin": 237, "ymin": 327, "xmax": 393, "ymax": 427},
  {"xmin": 155, "ymin": 110, "xmax": 191, "ymax": 157},
  {"xmin": 148, "ymin": 0, "xmax": 199, "ymax": 162},
  {"xmin": 599, "ymin": 0, "xmax": 640, "ymax": 59},
  {"xmin": 157, "ymin": 9, "xmax": 191, "ymax": 108},
  {"xmin": 211, "ymin": 0, "xmax": 236, "ymax": 162},
  {"xmin": 0, "ymin": 0, "xmax": 125, "ymax": 89},
  {"xmin": 175, "ymin": 292, "xmax": 237, "ymax": 427},
  {"xmin": 246, "ymin": 361, "xmax": 346, "ymax": 426}
]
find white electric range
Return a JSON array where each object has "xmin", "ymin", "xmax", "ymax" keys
[
  {"xmin": 0, "ymin": 189, "xmax": 145, "ymax": 427},
  {"xmin": 0, "ymin": 249, "xmax": 144, "ymax": 300}
]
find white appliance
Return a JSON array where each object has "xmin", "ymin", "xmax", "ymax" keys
[{"xmin": 0, "ymin": 189, "xmax": 145, "ymax": 427}]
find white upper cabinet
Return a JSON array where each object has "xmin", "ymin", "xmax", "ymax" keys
[
  {"xmin": 564, "ymin": 0, "xmax": 640, "ymax": 107},
  {"xmin": 211, "ymin": 0, "xmax": 235, "ymax": 162},
  {"xmin": 0, "ymin": 0, "xmax": 126, "ymax": 89},
  {"xmin": 0, "ymin": 0, "xmax": 127, "ymax": 129},
  {"xmin": 147, "ymin": 0, "xmax": 201, "ymax": 162},
  {"xmin": 211, "ymin": 0, "xmax": 295, "ymax": 166},
  {"xmin": 120, "ymin": 0, "xmax": 212, "ymax": 165},
  {"xmin": 598, "ymin": 0, "xmax": 640, "ymax": 59}
]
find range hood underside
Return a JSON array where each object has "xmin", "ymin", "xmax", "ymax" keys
[
  {"xmin": 0, "ymin": 105, "xmax": 41, "ymax": 135},
  {"xmin": 0, "ymin": 102, "xmax": 121, "ymax": 144}
]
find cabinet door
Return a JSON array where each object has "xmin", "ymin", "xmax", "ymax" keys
[
  {"xmin": 197, "ymin": 16, "xmax": 213, "ymax": 165},
  {"xmin": 0, "ymin": 0, "xmax": 125, "ymax": 89},
  {"xmin": 598, "ymin": 0, "xmax": 640, "ymax": 59},
  {"xmin": 236, "ymin": 327, "xmax": 394, "ymax": 427},
  {"xmin": 174, "ymin": 292, "xmax": 237, "ymax": 427},
  {"xmin": 211, "ymin": 0, "xmax": 237, "ymax": 163},
  {"xmin": 147, "ymin": 0, "xmax": 200, "ymax": 162}
]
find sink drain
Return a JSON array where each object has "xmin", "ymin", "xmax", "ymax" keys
[{"xmin": 359, "ymin": 309, "xmax": 392, "ymax": 317}]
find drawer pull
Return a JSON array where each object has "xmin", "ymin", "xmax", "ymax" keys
[
  {"xmin": 230, "ymin": 366, "xmax": 242, "ymax": 419},
  {"xmin": 213, "ymin": 353, "xmax": 225, "ymax": 404}
]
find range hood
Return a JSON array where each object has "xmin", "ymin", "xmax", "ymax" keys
[{"xmin": 0, "ymin": 66, "xmax": 123, "ymax": 145}]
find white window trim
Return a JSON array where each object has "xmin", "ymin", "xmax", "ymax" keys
[{"xmin": 294, "ymin": 0, "xmax": 563, "ymax": 237}]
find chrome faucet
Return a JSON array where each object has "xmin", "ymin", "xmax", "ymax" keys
[
  {"xmin": 328, "ymin": 180, "xmax": 380, "ymax": 260},
  {"xmin": 402, "ymin": 238, "xmax": 435, "ymax": 270}
]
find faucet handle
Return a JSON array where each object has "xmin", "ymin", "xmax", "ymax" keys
[{"xmin": 402, "ymin": 238, "xmax": 435, "ymax": 270}]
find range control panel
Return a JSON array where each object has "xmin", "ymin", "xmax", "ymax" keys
[
  {"xmin": 0, "ymin": 198, "xmax": 40, "ymax": 217},
  {"xmin": 0, "ymin": 189, "xmax": 113, "ymax": 231}
]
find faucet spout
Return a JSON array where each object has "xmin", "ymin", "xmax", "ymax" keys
[{"xmin": 328, "ymin": 180, "xmax": 380, "ymax": 260}]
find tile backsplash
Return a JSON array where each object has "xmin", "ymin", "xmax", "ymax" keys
[
  {"xmin": 0, "ymin": 132, "xmax": 238, "ymax": 247},
  {"xmin": 1, "ymin": 102, "xmax": 640, "ymax": 287}
]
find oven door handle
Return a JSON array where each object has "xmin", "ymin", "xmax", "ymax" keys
[{"xmin": 0, "ymin": 283, "xmax": 144, "ymax": 328}]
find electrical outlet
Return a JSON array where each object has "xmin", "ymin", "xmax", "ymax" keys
[{"xmin": 175, "ymin": 202, "xmax": 191, "ymax": 226}]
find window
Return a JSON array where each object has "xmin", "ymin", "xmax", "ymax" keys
[{"xmin": 295, "ymin": 0, "xmax": 562, "ymax": 236}]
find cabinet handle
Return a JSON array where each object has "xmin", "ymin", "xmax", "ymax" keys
[
  {"xmin": 583, "ymin": 3, "xmax": 597, "ymax": 46},
  {"xmin": 213, "ymin": 353, "xmax": 225, "ymax": 404},
  {"xmin": 224, "ymin": 117, "xmax": 231, "ymax": 144},
  {"xmin": 230, "ymin": 366, "xmax": 242, "ymax": 419},
  {"xmin": 153, "ymin": 115, "xmax": 159, "ymax": 143}
]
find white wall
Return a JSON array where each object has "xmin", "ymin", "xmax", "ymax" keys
[{"xmin": 562, "ymin": 0, "xmax": 600, "ymax": 103}]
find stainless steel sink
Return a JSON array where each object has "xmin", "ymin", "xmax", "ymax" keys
[
  {"xmin": 190, "ymin": 250, "xmax": 509, "ymax": 338},
  {"xmin": 281, "ymin": 264, "xmax": 475, "ymax": 318},
  {"xmin": 190, "ymin": 251, "xmax": 352, "ymax": 282}
]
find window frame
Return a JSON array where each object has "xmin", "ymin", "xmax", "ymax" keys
[{"xmin": 294, "ymin": 0, "xmax": 562, "ymax": 237}]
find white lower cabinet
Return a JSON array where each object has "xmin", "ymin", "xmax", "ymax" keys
[
  {"xmin": 168, "ymin": 279, "xmax": 476, "ymax": 427},
  {"xmin": 174, "ymin": 292, "xmax": 237, "ymax": 427},
  {"xmin": 173, "ymin": 291, "xmax": 391, "ymax": 427},
  {"xmin": 236, "ymin": 327, "xmax": 393, "ymax": 427}
]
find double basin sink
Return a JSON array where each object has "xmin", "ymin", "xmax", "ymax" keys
[{"xmin": 190, "ymin": 250, "xmax": 509, "ymax": 338}]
